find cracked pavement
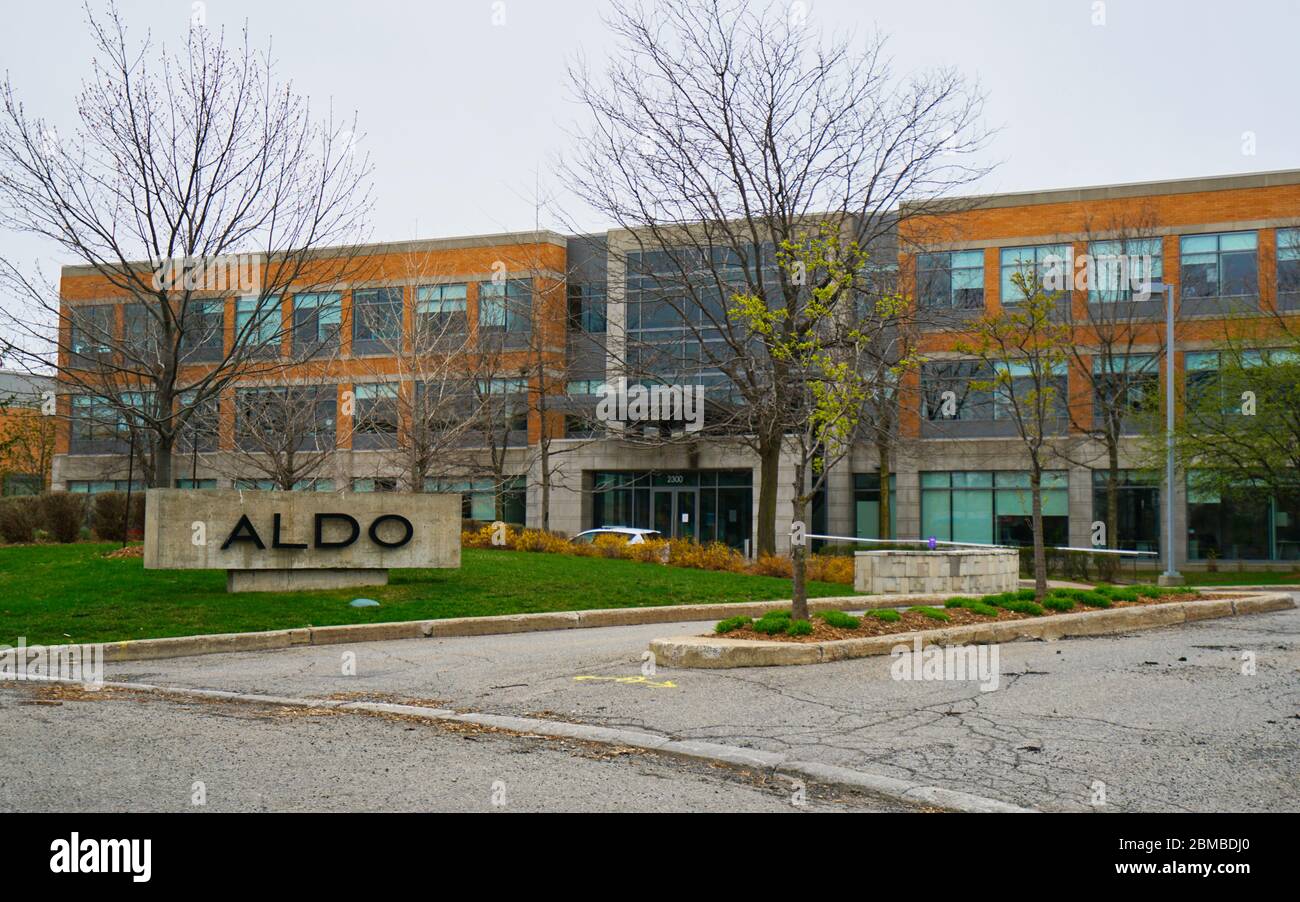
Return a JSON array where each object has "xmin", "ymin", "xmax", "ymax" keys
[{"xmin": 10, "ymin": 601, "xmax": 1299, "ymax": 812}]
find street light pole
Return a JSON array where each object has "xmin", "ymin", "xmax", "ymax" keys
[{"xmin": 1160, "ymin": 281, "xmax": 1184, "ymax": 585}]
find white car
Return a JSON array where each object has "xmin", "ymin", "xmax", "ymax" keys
[{"xmin": 570, "ymin": 527, "xmax": 664, "ymax": 545}]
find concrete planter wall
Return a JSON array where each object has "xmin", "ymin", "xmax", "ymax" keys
[{"xmin": 854, "ymin": 549, "xmax": 1019, "ymax": 596}]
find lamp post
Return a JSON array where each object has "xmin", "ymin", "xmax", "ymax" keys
[{"xmin": 1159, "ymin": 281, "xmax": 1184, "ymax": 586}]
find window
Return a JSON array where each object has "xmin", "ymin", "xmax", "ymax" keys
[
  {"xmin": 68, "ymin": 305, "xmax": 114, "ymax": 366},
  {"xmin": 123, "ymin": 304, "xmax": 159, "ymax": 359},
  {"xmin": 415, "ymin": 283, "xmax": 468, "ymax": 339},
  {"xmin": 1180, "ymin": 231, "xmax": 1258, "ymax": 298},
  {"xmin": 233, "ymin": 478, "xmax": 334, "ymax": 492},
  {"xmin": 990, "ymin": 360, "xmax": 1068, "ymax": 421},
  {"xmin": 1278, "ymin": 228, "xmax": 1300, "ymax": 295},
  {"xmin": 177, "ymin": 391, "xmax": 220, "ymax": 453},
  {"xmin": 235, "ymin": 296, "xmax": 281, "ymax": 353},
  {"xmin": 352, "ymin": 382, "xmax": 399, "ymax": 449},
  {"xmin": 852, "ymin": 473, "xmax": 897, "ymax": 539},
  {"xmin": 236, "ymin": 385, "xmax": 335, "ymax": 451},
  {"xmin": 1089, "ymin": 238, "xmax": 1163, "ymax": 302},
  {"xmin": 352, "ymin": 477, "xmax": 398, "ymax": 493},
  {"xmin": 181, "ymin": 299, "xmax": 225, "ymax": 361},
  {"xmin": 921, "ymin": 471, "xmax": 1069, "ymax": 547},
  {"xmin": 566, "ymin": 380, "xmax": 603, "ymax": 396},
  {"xmin": 477, "ymin": 279, "xmax": 531, "ymax": 333},
  {"xmin": 1091, "ymin": 470, "xmax": 1159, "ymax": 552},
  {"xmin": 175, "ymin": 479, "xmax": 218, "ymax": 489},
  {"xmin": 428, "ymin": 477, "xmax": 526, "ymax": 524},
  {"xmin": 1000, "ymin": 245, "xmax": 1070, "ymax": 304},
  {"xmin": 68, "ymin": 480, "xmax": 144, "ymax": 494},
  {"xmin": 917, "ymin": 250, "xmax": 984, "ymax": 309},
  {"xmin": 3, "ymin": 473, "xmax": 43, "ymax": 496},
  {"xmin": 1092, "ymin": 354, "xmax": 1159, "ymax": 427},
  {"xmin": 70, "ymin": 395, "xmax": 125, "ymax": 451},
  {"xmin": 352, "ymin": 287, "xmax": 403, "ymax": 352},
  {"xmin": 1186, "ymin": 471, "xmax": 1300, "ymax": 561},
  {"xmin": 291, "ymin": 292, "xmax": 342, "ymax": 355},
  {"xmin": 921, "ymin": 360, "xmax": 992, "ymax": 422},
  {"xmin": 568, "ymin": 282, "xmax": 607, "ymax": 332}
]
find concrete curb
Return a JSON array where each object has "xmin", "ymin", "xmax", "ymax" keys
[
  {"xmin": 648, "ymin": 593, "xmax": 1296, "ymax": 669},
  {"xmin": 12, "ymin": 676, "xmax": 1033, "ymax": 813},
  {"xmin": 75, "ymin": 592, "xmax": 973, "ymax": 663}
]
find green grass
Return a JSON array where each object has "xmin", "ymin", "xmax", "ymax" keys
[
  {"xmin": 817, "ymin": 609, "xmax": 861, "ymax": 629},
  {"xmin": 714, "ymin": 615, "xmax": 752, "ymax": 635},
  {"xmin": 0, "ymin": 543, "xmax": 854, "ymax": 646},
  {"xmin": 785, "ymin": 619, "xmax": 814, "ymax": 637},
  {"xmin": 1126, "ymin": 571, "xmax": 1300, "ymax": 587},
  {"xmin": 908, "ymin": 605, "xmax": 951, "ymax": 622},
  {"xmin": 868, "ymin": 609, "xmax": 901, "ymax": 622}
]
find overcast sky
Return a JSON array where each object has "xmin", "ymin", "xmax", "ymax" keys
[{"xmin": 3, "ymin": 0, "xmax": 1299, "ymax": 275}]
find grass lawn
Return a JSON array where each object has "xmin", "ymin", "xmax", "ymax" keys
[
  {"xmin": 0, "ymin": 543, "xmax": 853, "ymax": 646},
  {"xmin": 1120, "ymin": 570, "xmax": 1300, "ymax": 587}
]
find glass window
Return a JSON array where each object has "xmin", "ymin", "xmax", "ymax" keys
[
  {"xmin": 478, "ymin": 279, "xmax": 532, "ymax": 333},
  {"xmin": 1000, "ymin": 244, "xmax": 1070, "ymax": 304},
  {"xmin": 1089, "ymin": 238, "xmax": 1163, "ymax": 302},
  {"xmin": 1180, "ymin": 231, "xmax": 1258, "ymax": 298},
  {"xmin": 1091, "ymin": 470, "xmax": 1159, "ymax": 552},
  {"xmin": 181, "ymin": 299, "xmax": 225, "ymax": 361},
  {"xmin": 352, "ymin": 287, "xmax": 403, "ymax": 348},
  {"xmin": 291, "ymin": 292, "xmax": 342, "ymax": 354},
  {"xmin": 352, "ymin": 477, "xmax": 398, "ymax": 493},
  {"xmin": 235, "ymin": 296, "xmax": 281, "ymax": 351},
  {"xmin": 567, "ymin": 282, "xmax": 607, "ymax": 332},
  {"xmin": 68, "ymin": 305, "xmax": 114, "ymax": 365},
  {"xmin": 1092, "ymin": 353, "xmax": 1159, "ymax": 424},
  {"xmin": 1277, "ymin": 228, "xmax": 1300, "ymax": 294},
  {"xmin": 415, "ymin": 283, "xmax": 468, "ymax": 339},
  {"xmin": 917, "ymin": 250, "xmax": 984, "ymax": 309},
  {"xmin": 352, "ymin": 382, "xmax": 399, "ymax": 448},
  {"xmin": 921, "ymin": 470, "xmax": 1068, "ymax": 547}
]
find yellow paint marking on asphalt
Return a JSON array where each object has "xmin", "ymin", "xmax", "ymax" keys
[{"xmin": 572, "ymin": 675, "xmax": 678, "ymax": 689}]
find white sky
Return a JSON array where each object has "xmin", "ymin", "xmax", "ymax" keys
[{"xmin": 2, "ymin": 0, "xmax": 1299, "ymax": 276}]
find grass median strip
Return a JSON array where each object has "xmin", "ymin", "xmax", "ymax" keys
[{"xmin": 0, "ymin": 543, "xmax": 853, "ymax": 646}]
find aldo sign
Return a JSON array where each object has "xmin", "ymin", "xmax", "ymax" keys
[{"xmin": 144, "ymin": 489, "xmax": 460, "ymax": 593}]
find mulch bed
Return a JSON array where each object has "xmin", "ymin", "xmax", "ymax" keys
[
  {"xmin": 717, "ymin": 592, "xmax": 1240, "ymax": 644},
  {"xmin": 102, "ymin": 545, "xmax": 144, "ymax": 559}
]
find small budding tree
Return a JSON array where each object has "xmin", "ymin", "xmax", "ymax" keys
[
  {"xmin": 956, "ymin": 271, "xmax": 1072, "ymax": 599},
  {"xmin": 730, "ymin": 226, "xmax": 908, "ymax": 621}
]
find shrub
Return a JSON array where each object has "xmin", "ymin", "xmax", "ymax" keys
[
  {"xmin": 751, "ymin": 553, "xmax": 792, "ymax": 579},
  {"xmin": 981, "ymin": 593, "xmax": 1017, "ymax": 608},
  {"xmin": 805, "ymin": 554, "xmax": 854, "ymax": 585},
  {"xmin": 1043, "ymin": 596, "xmax": 1075, "ymax": 612},
  {"xmin": 785, "ymin": 619, "xmax": 814, "ymax": 637},
  {"xmin": 908, "ymin": 605, "xmax": 950, "ymax": 622},
  {"xmin": 715, "ymin": 615, "xmax": 751, "ymax": 634},
  {"xmin": 1014, "ymin": 588, "xmax": 1038, "ymax": 601},
  {"xmin": 1131, "ymin": 584, "xmax": 1166, "ymax": 599},
  {"xmin": 758, "ymin": 609, "xmax": 792, "ymax": 621},
  {"xmin": 964, "ymin": 601, "xmax": 1001, "ymax": 617},
  {"xmin": 868, "ymin": 609, "xmax": 901, "ymax": 622},
  {"xmin": 90, "ymin": 492, "xmax": 145, "ymax": 542},
  {"xmin": 944, "ymin": 596, "xmax": 979, "ymax": 608},
  {"xmin": 38, "ymin": 492, "xmax": 86, "ymax": 544},
  {"xmin": 1095, "ymin": 584, "xmax": 1140, "ymax": 602},
  {"xmin": 751, "ymin": 616, "xmax": 788, "ymax": 635},
  {"xmin": 591, "ymin": 534, "xmax": 628, "ymax": 559},
  {"xmin": 817, "ymin": 609, "xmax": 860, "ymax": 629},
  {"xmin": 0, "ymin": 496, "xmax": 40, "ymax": 544},
  {"xmin": 1073, "ymin": 591, "xmax": 1112, "ymax": 608}
]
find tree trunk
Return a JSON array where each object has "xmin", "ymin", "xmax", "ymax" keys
[
  {"xmin": 756, "ymin": 437, "xmax": 780, "ymax": 556},
  {"xmin": 877, "ymin": 438, "xmax": 892, "ymax": 540},
  {"xmin": 791, "ymin": 492, "xmax": 808, "ymax": 621},
  {"xmin": 1031, "ymin": 465, "xmax": 1047, "ymax": 600},
  {"xmin": 1106, "ymin": 440, "xmax": 1121, "ymax": 550},
  {"xmin": 153, "ymin": 433, "xmax": 174, "ymax": 489}
]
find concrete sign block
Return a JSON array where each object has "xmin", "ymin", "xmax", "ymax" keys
[{"xmin": 144, "ymin": 489, "xmax": 460, "ymax": 592}]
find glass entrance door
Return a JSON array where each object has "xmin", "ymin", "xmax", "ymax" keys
[{"xmin": 651, "ymin": 488, "xmax": 698, "ymax": 540}]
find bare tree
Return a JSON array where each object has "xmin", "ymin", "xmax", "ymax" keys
[
  {"xmin": 560, "ymin": 0, "xmax": 990, "ymax": 554},
  {"xmin": 955, "ymin": 271, "xmax": 1074, "ymax": 598},
  {"xmin": 1062, "ymin": 209, "xmax": 1167, "ymax": 559},
  {"xmin": 0, "ymin": 3, "xmax": 373, "ymax": 488},
  {"xmin": 223, "ymin": 378, "xmax": 339, "ymax": 491}
]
